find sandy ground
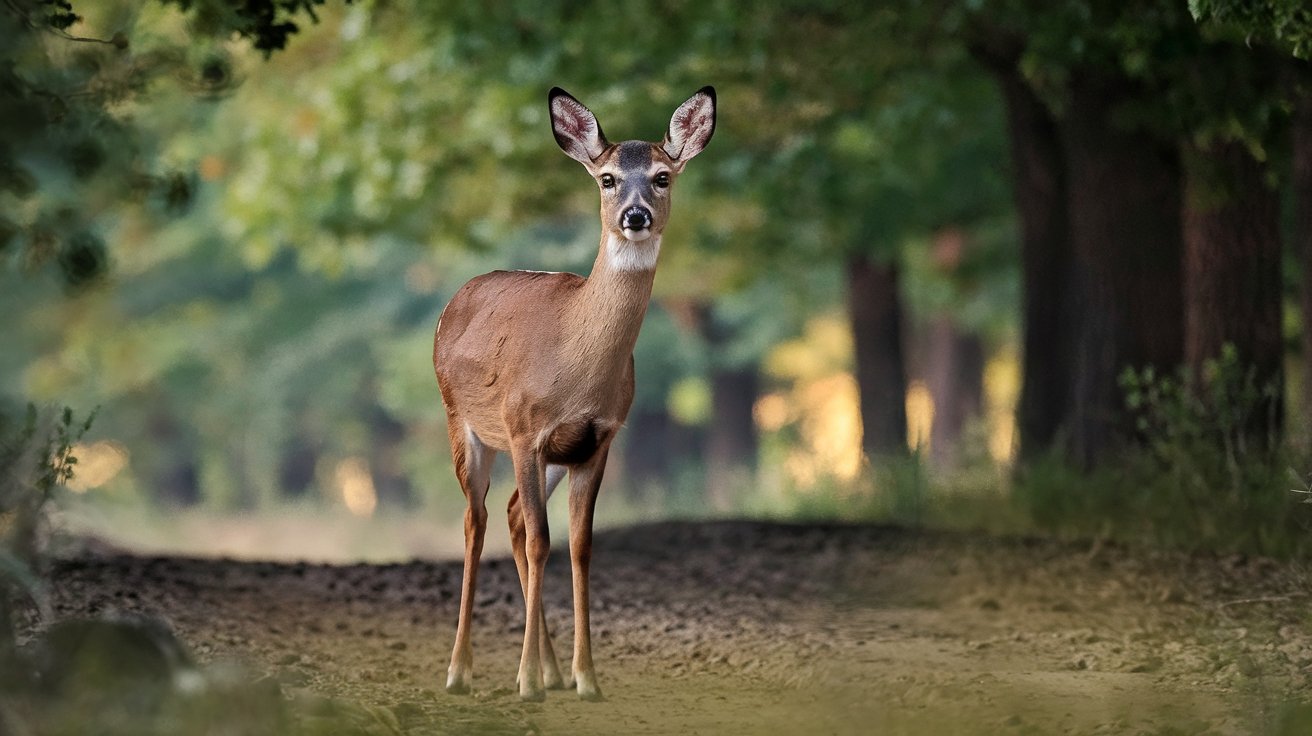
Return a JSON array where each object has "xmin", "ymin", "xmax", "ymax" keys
[{"xmin": 40, "ymin": 521, "xmax": 1312, "ymax": 735}]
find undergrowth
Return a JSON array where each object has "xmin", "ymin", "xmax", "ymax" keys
[{"xmin": 1015, "ymin": 347, "xmax": 1312, "ymax": 557}]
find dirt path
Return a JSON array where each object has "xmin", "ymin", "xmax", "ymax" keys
[{"xmin": 44, "ymin": 522, "xmax": 1312, "ymax": 734}]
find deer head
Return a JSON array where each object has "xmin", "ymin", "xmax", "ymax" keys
[{"xmin": 549, "ymin": 87, "xmax": 716, "ymax": 246}]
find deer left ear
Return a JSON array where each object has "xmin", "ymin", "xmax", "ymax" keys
[
  {"xmin": 662, "ymin": 86, "xmax": 716, "ymax": 167},
  {"xmin": 550, "ymin": 87, "xmax": 609, "ymax": 166}
]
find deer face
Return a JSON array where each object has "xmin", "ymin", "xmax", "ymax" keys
[{"xmin": 550, "ymin": 87, "xmax": 716, "ymax": 244}]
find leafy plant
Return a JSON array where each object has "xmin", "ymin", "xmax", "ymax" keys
[
  {"xmin": 0, "ymin": 405, "xmax": 95, "ymax": 658},
  {"xmin": 1017, "ymin": 346, "xmax": 1306, "ymax": 556}
]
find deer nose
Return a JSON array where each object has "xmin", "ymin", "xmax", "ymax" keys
[{"xmin": 622, "ymin": 206, "xmax": 652, "ymax": 231}]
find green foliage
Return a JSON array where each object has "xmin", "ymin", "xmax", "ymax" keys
[
  {"xmin": 1190, "ymin": 0, "xmax": 1312, "ymax": 58},
  {"xmin": 1122, "ymin": 344, "xmax": 1283, "ymax": 468},
  {"xmin": 160, "ymin": 0, "xmax": 342, "ymax": 56},
  {"xmin": 0, "ymin": 404, "xmax": 94, "ymax": 651},
  {"xmin": 0, "ymin": 0, "xmax": 242, "ymax": 291},
  {"xmin": 1015, "ymin": 348, "xmax": 1306, "ymax": 557}
]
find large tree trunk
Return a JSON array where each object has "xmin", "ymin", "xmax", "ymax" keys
[
  {"xmin": 1183, "ymin": 139, "xmax": 1284, "ymax": 445},
  {"xmin": 995, "ymin": 68, "xmax": 1072, "ymax": 459},
  {"xmin": 1062, "ymin": 75, "xmax": 1185, "ymax": 468},
  {"xmin": 848, "ymin": 254, "xmax": 908, "ymax": 460},
  {"xmin": 970, "ymin": 35, "xmax": 1073, "ymax": 460},
  {"xmin": 1295, "ymin": 89, "xmax": 1312, "ymax": 434}
]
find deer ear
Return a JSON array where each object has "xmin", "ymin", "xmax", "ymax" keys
[
  {"xmin": 549, "ymin": 87, "xmax": 608, "ymax": 165},
  {"xmin": 662, "ymin": 86, "xmax": 716, "ymax": 165}
]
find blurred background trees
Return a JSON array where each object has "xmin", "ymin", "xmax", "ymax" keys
[{"xmin": 3, "ymin": 0, "xmax": 1311, "ymax": 559}]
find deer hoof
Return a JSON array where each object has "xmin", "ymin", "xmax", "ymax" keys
[
  {"xmin": 576, "ymin": 673, "xmax": 603, "ymax": 702},
  {"xmin": 445, "ymin": 669, "xmax": 472, "ymax": 695}
]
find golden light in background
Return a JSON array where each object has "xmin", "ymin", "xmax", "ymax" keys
[
  {"xmin": 334, "ymin": 457, "xmax": 377, "ymax": 517},
  {"xmin": 66, "ymin": 441, "xmax": 129, "ymax": 493},
  {"xmin": 753, "ymin": 393, "xmax": 789, "ymax": 433},
  {"xmin": 759, "ymin": 312, "xmax": 1022, "ymax": 494},
  {"xmin": 759, "ymin": 315, "xmax": 864, "ymax": 489},
  {"xmin": 905, "ymin": 381, "xmax": 934, "ymax": 453},
  {"xmin": 984, "ymin": 350, "xmax": 1021, "ymax": 463},
  {"xmin": 784, "ymin": 373, "xmax": 863, "ymax": 486}
]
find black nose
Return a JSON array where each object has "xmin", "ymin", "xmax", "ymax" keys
[{"xmin": 622, "ymin": 206, "xmax": 652, "ymax": 230}]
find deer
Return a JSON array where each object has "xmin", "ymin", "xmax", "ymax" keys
[{"xmin": 432, "ymin": 86, "xmax": 716, "ymax": 702}]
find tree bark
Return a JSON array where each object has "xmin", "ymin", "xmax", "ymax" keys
[
  {"xmin": 1295, "ymin": 89, "xmax": 1312, "ymax": 433},
  {"xmin": 367, "ymin": 404, "xmax": 414, "ymax": 508},
  {"xmin": 705, "ymin": 365, "xmax": 760, "ymax": 510},
  {"xmin": 145, "ymin": 405, "xmax": 201, "ymax": 506},
  {"xmin": 622, "ymin": 407, "xmax": 677, "ymax": 499},
  {"xmin": 848, "ymin": 254, "xmax": 908, "ymax": 460},
  {"xmin": 925, "ymin": 315, "xmax": 985, "ymax": 467},
  {"xmin": 1183, "ymin": 138, "xmax": 1284, "ymax": 444},
  {"xmin": 995, "ymin": 68, "xmax": 1073, "ymax": 459},
  {"xmin": 1062, "ymin": 75, "xmax": 1185, "ymax": 468},
  {"xmin": 969, "ymin": 30, "xmax": 1073, "ymax": 460},
  {"xmin": 684, "ymin": 303, "xmax": 760, "ymax": 511}
]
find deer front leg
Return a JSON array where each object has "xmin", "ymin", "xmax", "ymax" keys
[
  {"xmin": 445, "ymin": 422, "xmax": 494, "ymax": 695},
  {"xmin": 506, "ymin": 465, "xmax": 570, "ymax": 690},
  {"xmin": 510, "ymin": 443, "xmax": 550, "ymax": 701},
  {"xmin": 568, "ymin": 447, "xmax": 608, "ymax": 701}
]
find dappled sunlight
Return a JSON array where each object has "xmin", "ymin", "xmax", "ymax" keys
[
  {"xmin": 905, "ymin": 380, "xmax": 934, "ymax": 452},
  {"xmin": 65, "ymin": 441, "xmax": 129, "ymax": 493},
  {"xmin": 772, "ymin": 373, "xmax": 863, "ymax": 488},
  {"xmin": 334, "ymin": 457, "xmax": 377, "ymax": 517},
  {"xmin": 984, "ymin": 349, "xmax": 1020, "ymax": 464}
]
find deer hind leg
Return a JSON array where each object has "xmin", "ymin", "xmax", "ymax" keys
[
  {"xmin": 567, "ymin": 446, "xmax": 608, "ymax": 701},
  {"xmin": 507, "ymin": 463, "xmax": 569, "ymax": 690},
  {"xmin": 445, "ymin": 421, "xmax": 495, "ymax": 695},
  {"xmin": 508, "ymin": 442, "xmax": 552, "ymax": 701}
]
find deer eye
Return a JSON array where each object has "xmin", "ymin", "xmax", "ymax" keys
[
  {"xmin": 600, "ymin": 174, "xmax": 616, "ymax": 189},
  {"xmin": 653, "ymin": 172, "xmax": 671, "ymax": 188}
]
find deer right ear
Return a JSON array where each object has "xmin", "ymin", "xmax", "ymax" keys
[
  {"xmin": 549, "ymin": 88, "xmax": 608, "ymax": 165},
  {"xmin": 662, "ymin": 86, "xmax": 716, "ymax": 166}
]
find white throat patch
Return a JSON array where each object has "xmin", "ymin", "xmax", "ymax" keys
[{"xmin": 606, "ymin": 232, "xmax": 661, "ymax": 272}]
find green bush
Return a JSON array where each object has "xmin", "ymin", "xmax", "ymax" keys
[
  {"xmin": 0, "ymin": 405, "xmax": 95, "ymax": 656},
  {"xmin": 1015, "ymin": 347, "xmax": 1312, "ymax": 557}
]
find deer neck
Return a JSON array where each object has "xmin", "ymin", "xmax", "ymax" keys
[{"xmin": 565, "ymin": 232, "xmax": 661, "ymax": 371}]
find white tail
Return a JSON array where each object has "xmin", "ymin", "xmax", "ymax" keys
[{"xmin": 433, "ymin": 86, "xmax": 715, "ymax": 701}]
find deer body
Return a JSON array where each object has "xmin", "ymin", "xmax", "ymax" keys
[{"xmin": 433, "ymin": 87, "xmax": 715, "ymax": 701}]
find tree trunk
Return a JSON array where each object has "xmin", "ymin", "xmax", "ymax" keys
[
  {"xmin": 1062, "ymin": 75, "xmax": 1185, "ymax": 468},
  {"xmin": 145, "ymin": 406, "xmax": 201, "ymax": 506},
  {"xmin": 994, "ymin": 67, "xmax": 1073, "ymax": 459},
  {"xmin": 848, "ymin": 254, "xmax": 908, "ymax": 460},
  {"xmin": 1183, "ymin": 138, "xmax": 1284, "ymax": 444},
  {"xmin": 1295, "ymin": 89, "xmax": 1312, "ymax": 434},
  {"xmin": 367, "ymin": 404, "xmax": 413, "ymax": 508},
  {"xmin": 925, "ymin": 315, "xmax": 985, "ymax": 467},
  {"xmin": 705, "ymin": 365, "xmax": 760, "ymax": 511},
  {"xmin": 684, "ymin": 302, "xmax": 760, "ymax": 511},
  {"xmin": 622, "ymin": 407, "xmax": 677, "ymax": 499},
  {"xmin": 970, "ymin": 33, "xmax": 1073, "ymax": 460}
]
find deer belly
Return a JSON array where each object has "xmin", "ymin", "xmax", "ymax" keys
[{"xmin": 541, "ymin": 419, "xmax": 606, "ymax": 465}]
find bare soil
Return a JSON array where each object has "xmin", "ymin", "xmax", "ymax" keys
[{"xmin": 42, "ymin": 521, "xmax": 1312, "ymax": 735}]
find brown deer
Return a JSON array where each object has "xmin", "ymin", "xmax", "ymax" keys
[{"xmin": 433, "ymin": 86, "xmax": 716, "ymax": 701}]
